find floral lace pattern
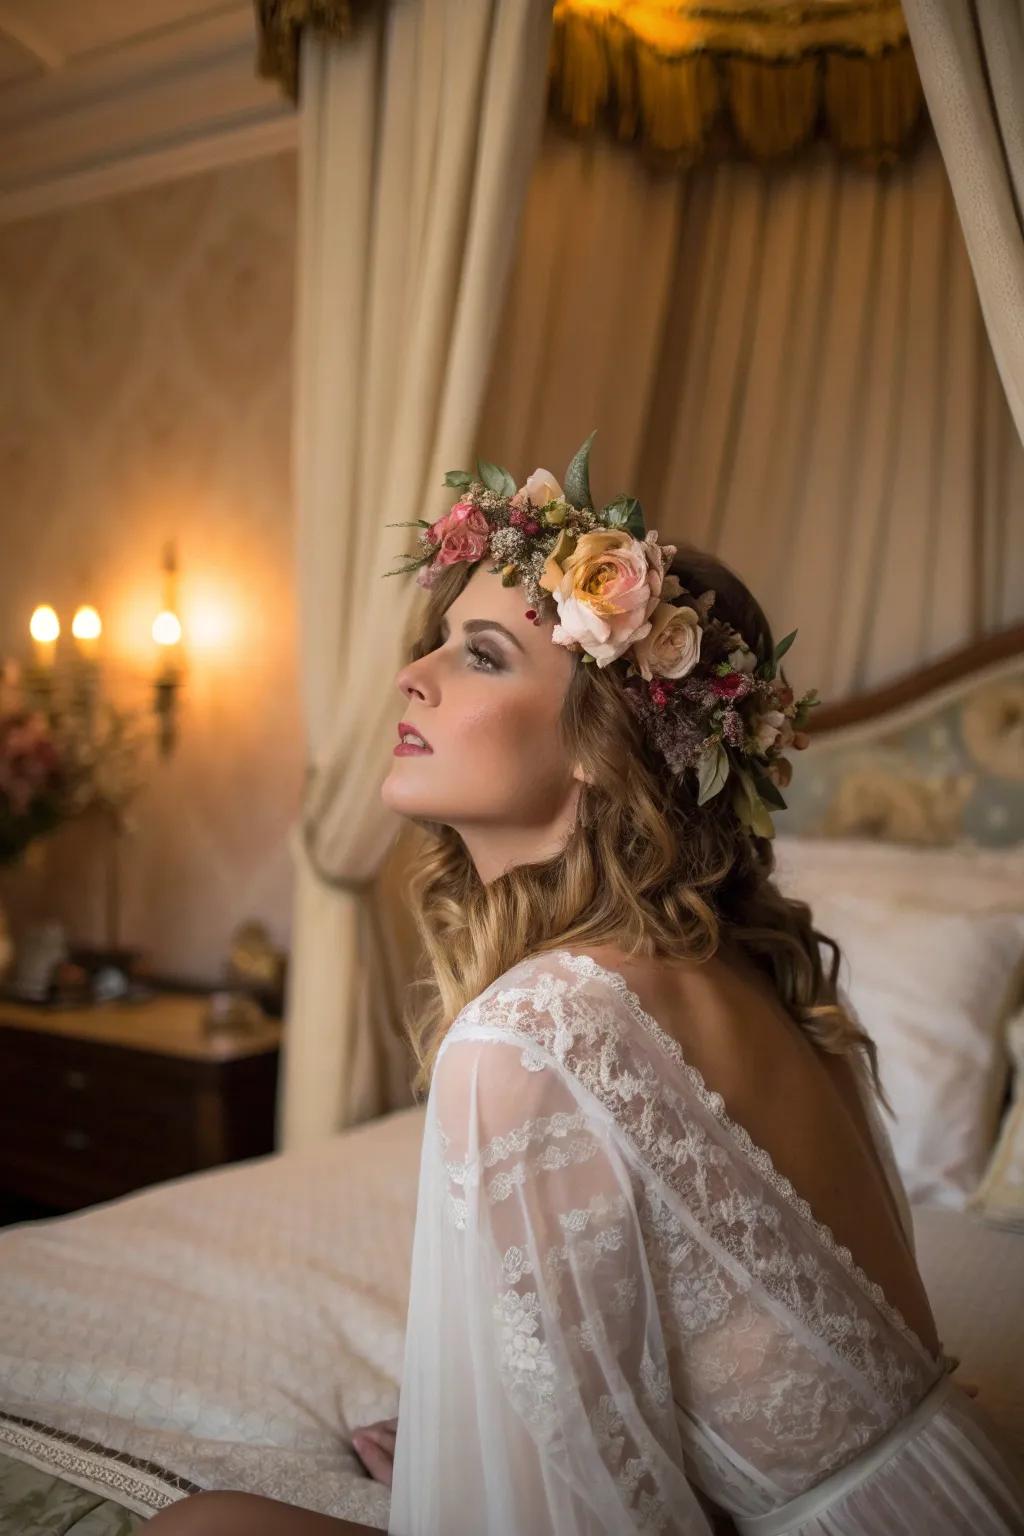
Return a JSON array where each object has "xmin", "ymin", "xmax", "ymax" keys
[{"xmin": 431, "ymin": 949, "xmax": 950, "ymax": 1517}]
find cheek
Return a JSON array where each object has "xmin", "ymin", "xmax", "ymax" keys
[{"xmin": 449, "ymin": 683, "xmax": 567, "ymax": 784}]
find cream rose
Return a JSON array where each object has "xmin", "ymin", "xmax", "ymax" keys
[
  {"xmin": 539, "ymin": 528, "xmax": 662, "ymax": 667},
  {"xmin": 752, "ymin": 709, "xmax": 786, "ymax": 753},
  {"xmin": 631, "ymin": 602, "xmax": 702, "ymax": 681},
  {"xmin": 521, "ymin": 468, "xmax": 564, "ymax": 509}
]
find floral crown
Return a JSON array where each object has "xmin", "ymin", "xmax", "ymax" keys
[{"xmin": 385, "ymin": 430, "xmax": 818, "ymax": 838}]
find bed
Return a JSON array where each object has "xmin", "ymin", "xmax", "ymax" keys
[{"xmin": 2, "ymin": 624, "xmax": 1023, "ymax": 1532}]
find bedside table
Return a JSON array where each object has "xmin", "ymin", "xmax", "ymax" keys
[{"xmin": 0, "ymin": 993, "xmax": 282, "ymax": 1214}]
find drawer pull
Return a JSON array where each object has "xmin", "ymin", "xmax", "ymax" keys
[
  {"xmin": 65, "ymin": 1070, "xmax": 90, "ymax": 1091},
  {"xmin": 62, "ymin": 1129, "xmax": 92, "ymax": 1152}
]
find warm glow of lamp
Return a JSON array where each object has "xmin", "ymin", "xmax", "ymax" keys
[
  {"xmin": 71, "ymin": 604, "xmax": 103, "ymax": 662},
  {"xmin": 152, "ymin": 610, "xmax": 183, "ymax": 648},
  {"xmin": 29, "ymin": 604, "xmax": 60, "ymax": 669}
]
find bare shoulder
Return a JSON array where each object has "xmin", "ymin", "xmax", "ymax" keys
[{"xmin": 557, "ymin": 940, "xmax": 797, "ymax": 1100}]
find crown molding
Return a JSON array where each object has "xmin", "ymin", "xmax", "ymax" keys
[{"xmin": 0, "ymin": 4, "xmax": 297, "ymax": 226}]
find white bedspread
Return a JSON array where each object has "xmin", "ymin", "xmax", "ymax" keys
[{"xmin": 0, "ymin": 1103, "xmax": 1021, "ymax": 1524}]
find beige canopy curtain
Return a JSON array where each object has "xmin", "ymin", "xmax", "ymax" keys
[
  {"xmin": 901, "ymin": 0, "xmax": 1024, "ymax": 446},
  {"xmin": 475, "ymin": 119, "xmax": 1024, "ymax": 704},
  {"xmin": 279, "ymin": 0, "xmax": 555, "ymax": 1149}
]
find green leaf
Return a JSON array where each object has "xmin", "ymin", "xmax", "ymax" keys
[
  {"xmin": 385, "ymin": 520, "xmax": 434, "ymax": 529},
  {"xmin": 444, "ymin": 470, "xmax": 472, "ymax": 488},
  {"xmin": 601, "ymin": 494, "xmax": 645, "ymax": 539},
  {"xmin": 731, "ymin": 768, "xmax": 776, "ymax": 839},
  {"xmin": 477, "ymin": 460, "xmax": 517, "ymax": 497},
  {"xmin": 752, "ymin": 770, "xmax": 788, "ymax": 810},
  {"xmin": 773, "ymin": 629, "xmax": 797, "ymax": 664},
  {"xmin": 564, "ymin": 429, "xmax": 597, "ymax": 510},
  {"xmin": 793, "ymin": 688, "xmax": 820, "ymax": 728},
  {"xmin": 696, "ymin": 741, "xmax": 729, "ymax": 806}
]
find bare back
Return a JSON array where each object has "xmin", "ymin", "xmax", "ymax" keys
[{"xmin": 564, "ymin": 942, "xmax": 941, "ymax": 1361}]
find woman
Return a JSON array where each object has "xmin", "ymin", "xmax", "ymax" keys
[{"xmin": 148, "ymin": 436, "xmax": 1024, "ymax": 1534}]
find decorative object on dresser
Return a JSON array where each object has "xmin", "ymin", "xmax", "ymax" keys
[{"xmin": 0, "ymin": 991, "xmax": 281, "ymax": 1221}]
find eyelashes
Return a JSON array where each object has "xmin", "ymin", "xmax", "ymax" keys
[
  {"xmin": 426, "ymin": 636, "xmax": 502, "ymax": 672},
  {"xmin": 466, "ymin": 642, "xmax": 500, "ymax": 672}
]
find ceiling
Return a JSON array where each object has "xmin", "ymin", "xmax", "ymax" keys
[{"xmin": 0, "ymin": 1, "xmax": 297, "ymax": 223}]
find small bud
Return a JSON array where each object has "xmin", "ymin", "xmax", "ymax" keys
[
  {"xmin": 500, "ymin": 563, "xmax": 519, "ymax": 587},
  {"xmin": 544, "ymin": 502, "xmax": 567, "ymax": 526}
]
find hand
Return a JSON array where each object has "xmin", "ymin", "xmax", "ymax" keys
[{"xmin": 352, "ymin": 1417, "xmax": 398, "ymax": 1488}]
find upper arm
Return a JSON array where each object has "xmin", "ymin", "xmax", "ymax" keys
[{"xmin": 415, "ymin": 1029, "xmax": 714, "ymax": 1534}]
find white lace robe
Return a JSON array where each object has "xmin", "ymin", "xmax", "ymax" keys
[{"xmin": 386, "ymin": 950, "xmax": 1024, "ymax": 1535}]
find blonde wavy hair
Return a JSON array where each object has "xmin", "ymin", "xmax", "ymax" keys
[{"xmin": 398, "ymin": 541, "xmax": 887, "ymax": 1112}]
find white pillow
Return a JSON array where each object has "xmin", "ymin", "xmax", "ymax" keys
[
  {"xmin": 971, "ymin": 1009, "xmax": 1024, "ymax": 1232},
  {"xmin": 808, "ymin": 891, "xmax": 1024, "ymax": 1210},
  {"xmin": 773, "ymin": 833, "xmax": 1024, "ymax": 915}
]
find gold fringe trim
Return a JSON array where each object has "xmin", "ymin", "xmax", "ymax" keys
[
  {"xmin": 548, "ymin": 0, "xmax": 925, "ymax": 167},
  {"xmin": 256, "ymin": 0, "xmax": 370, "ymax": 102}
]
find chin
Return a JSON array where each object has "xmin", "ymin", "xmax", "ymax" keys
[{"xmin": 380, "ymin": 762, "xmax": 442, "ymax": 819}]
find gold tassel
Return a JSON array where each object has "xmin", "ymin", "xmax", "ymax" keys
[
  {"xmin": 547, "ymin": 1, "xmax": 925, "ymax": 167},
  {"xmin": 726, "ymin": 56, "xmax": 821, "ymax": 161},
  {"xmin": 631, "ymin": 45, "xmax": 720, "ymax": 160},
  {"xmin": 549, "ymin": 3, "xmax": 616, "ymax": 132},
  {"xmin": 824, "ymin": 44, "xmax": 924, "ymax": 168}
]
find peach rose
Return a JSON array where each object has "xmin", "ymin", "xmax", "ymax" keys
[
  {"xmin": 631, "ymin": 602, "xmax": 702, "ymax": 681},
  {"xmin": 539, "ymin": 528, "xmax": 666, "ymax": 667}
]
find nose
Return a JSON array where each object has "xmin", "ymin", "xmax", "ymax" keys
[{"xmin": 396, "ymin": 652, "xmax": 436, "ymax": 705}]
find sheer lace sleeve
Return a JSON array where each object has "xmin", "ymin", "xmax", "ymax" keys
[
  {"xmin": 386, "ymin": 1024, "xmax": 716, "ymax": 1536},
  {"xmin": 388, "ymin": 951, "xmax": 945, "ymax": 1532}
]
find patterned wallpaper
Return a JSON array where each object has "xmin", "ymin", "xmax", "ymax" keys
[{"xmin": 0, "ymin": 151, "xmax": 303, "ymax": 983}]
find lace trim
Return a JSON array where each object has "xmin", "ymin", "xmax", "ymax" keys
[{"xmin": 549, "ymin": 949, "xmax": 942, "ymax": 1375}]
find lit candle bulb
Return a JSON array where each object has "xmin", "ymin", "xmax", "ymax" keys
[
  {"xmin": 71, "ymin": 605, "xmax": 102, "ymax": 663},
  {"xmin": 29, "ymin": 605, "xmax": 60, "ymax": 671},
  {"xmin": 152, "ymin": 608, "xmax": 182, "ymax": 663}
]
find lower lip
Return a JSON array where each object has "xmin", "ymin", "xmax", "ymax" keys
[{"xmin": 394, "ymin": 741, "xmax": 433, "ymax": 755}]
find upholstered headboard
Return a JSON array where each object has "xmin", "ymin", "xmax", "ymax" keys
[{"xmin": 783, "ymin": 625, "xmax": 1024, "ymax": 848}]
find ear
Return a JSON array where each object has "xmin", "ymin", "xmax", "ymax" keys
[{"xmin": 572, "ymin": 760, "xmax": 594, "ymax": 787}]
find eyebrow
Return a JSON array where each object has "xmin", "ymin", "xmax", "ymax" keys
[{"xmin": 439, "ymin": 616, "xmax": 526, "ymax": 654}]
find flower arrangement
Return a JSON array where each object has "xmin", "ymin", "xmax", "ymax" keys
[
  {"xmin": 0, "ymin": 711, "xmax": 67, "ymax": 865},
  {"xmin": 385, "ymin": 430, "xmax": 818, "ymax": 836},
  {"xmin": 0, "ymin": 679, "xmax": 150, "ymax": 868}
]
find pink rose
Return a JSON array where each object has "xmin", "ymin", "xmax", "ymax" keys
[
  {"xmin": 427, "ymin": 499, "xmax": 478, "ymax": 541},
  {"xmin": 435, "ymin": 508, "xmax": 490, "ymax": 567},
  {"xmin": 419, "ymin": 500, "xmax": 491, "ymax": 582}
]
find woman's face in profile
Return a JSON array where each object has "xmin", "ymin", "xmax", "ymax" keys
[{"xmin": 380, "ymin": 564, "xmax": 583, "ymax": 846}]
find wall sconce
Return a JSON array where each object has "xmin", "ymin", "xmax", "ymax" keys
[
  {"xmin": 152, "ymin": 540, "xmax": 183, "ymax": 759},
  {"xmin": 25, "ymin": 542, "xmax": 186, "ymax": 757}
]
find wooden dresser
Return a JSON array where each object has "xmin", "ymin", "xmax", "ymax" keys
[{"xmin": 0, "ymin": 993, "xmax": 282, "ymax": 1215}]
